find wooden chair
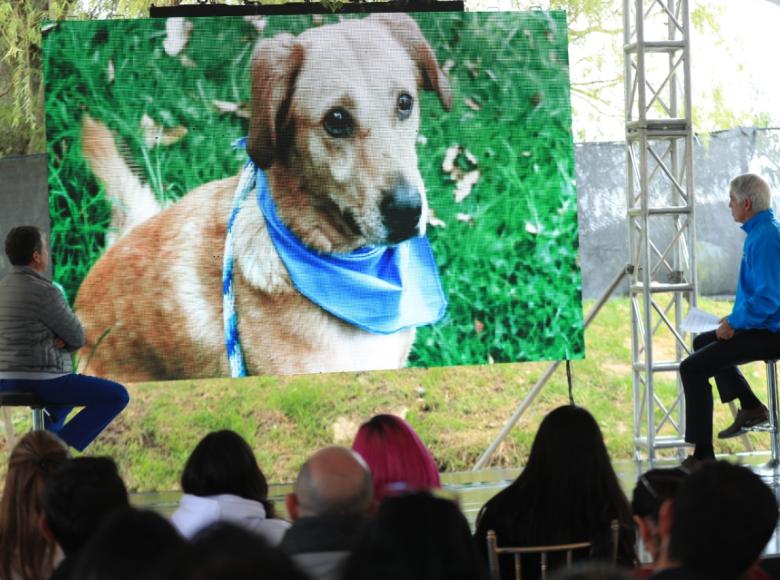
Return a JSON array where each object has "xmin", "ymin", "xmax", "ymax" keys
[{"xmin": 485, "ymin": 520, "xmax": 620, "ymax": 580}]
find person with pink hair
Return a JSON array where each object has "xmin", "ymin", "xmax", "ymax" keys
[{"xmin": 351, "ymin": 414, "xmax": 441, "ymax": 506}]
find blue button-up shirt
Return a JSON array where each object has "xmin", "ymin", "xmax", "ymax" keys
[{"xmin": 727, "ymin": 209, "xmax": 780, "ymax": 331}]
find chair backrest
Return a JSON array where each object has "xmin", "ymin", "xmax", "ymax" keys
[{"xmin": 486, "ymin": 520, "xmax": 620, "ymax": 580}]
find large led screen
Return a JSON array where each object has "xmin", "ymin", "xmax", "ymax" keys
[{"xmin": 44, "ymin": 11, "xmax": 584, "ymax": 382}]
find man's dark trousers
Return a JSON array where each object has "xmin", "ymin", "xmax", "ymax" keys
[
  {"xmin": 680, "ymin": 329, "xmax": 780, "ymax": 446},
  {"xmin": 0, "ymin": 374, "xmax": 128, "ymax": 451}
]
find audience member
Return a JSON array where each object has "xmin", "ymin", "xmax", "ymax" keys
[
  {"xmin": 652, "ymin": 461, "xmax": 777, "ymax": 580},
  {"xmin": 280, "ymin": 446, "xmax": 373, "ymax": 580},
  {"xmin": 475, "ymin": 405, "xmax": 637, "ymax": 580},
  {"xmin": 351, "ymin": 414, "xmax": 440, "ymax": 506},
  {"xmin": 70, "ymin": 507, "xmax": 184, "ymax": 580},
  {"xmin": 343, "ymin": 491, "xmax": 486, "ymax": 580},
  {"xmin": 630, "ymin": 467, "xmax": 688, "ymax": 575},
  {"xmin": 552, "ymin": 562, "xmax": 635, "ymax": 580},
  {"xmin": 42, "ymin": 456, "xmax": 129, "ymax": 580},
  {"xmin": 167, "ymin": 522, "xmax": 309, "ymax": 580},
  {"xmin": 0, "ymin": 226, "xmax": 129, "ymax": 451},
  {"xmin": 171, "ymin": 430, "xmax": 289, "ymax": 543},
  {"xmin": 0, "ymin": 431, "xmax": 68, "ymax": 580}
]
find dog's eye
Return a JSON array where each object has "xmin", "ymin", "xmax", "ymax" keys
[
  {"xmin": 397, "ymin": 93, "xmax": 414, "ymax": 120},
  {"xmin": 323, "ymin": 108, "xmax": 354, "ymax": 138}
]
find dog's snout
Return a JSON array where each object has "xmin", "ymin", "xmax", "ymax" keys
[{"xmin": 381, "ymin": 182, "xmax": 422, "ymax": 244}]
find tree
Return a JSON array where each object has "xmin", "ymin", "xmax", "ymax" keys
[
  {"xmin": 0, "ymin": 0, "xmax": 763, "ymax": 156},
  {"xmin": 0, "ymin": 0, "xmax": 229, "ymax": 156}
]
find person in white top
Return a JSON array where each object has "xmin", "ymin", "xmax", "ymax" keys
[{"xmin": 171, "ymin": 430, "xmax": 289, "ymax": 544}]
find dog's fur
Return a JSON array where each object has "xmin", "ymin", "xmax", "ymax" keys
[{"xmin": 75, "ymin": 14, "xmax": 452, "ymax": 382}]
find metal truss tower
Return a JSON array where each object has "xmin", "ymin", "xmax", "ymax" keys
[{"xmin": 623, "ymin": 0, "xmax": 696, "ymax": 460}]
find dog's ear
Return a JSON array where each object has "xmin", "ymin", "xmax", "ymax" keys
[
  {"xmin": 368, "ymin": 13, "xmax": 453, "ymax": 111},
  {"xmin": 248, "ymin": 33, "xmax": 304, "ymax": 169}
]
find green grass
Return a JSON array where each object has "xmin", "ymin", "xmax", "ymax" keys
[
  {"xmin": 43, "ymin": 11, "xmax": 583, "ymax": 368},
  {"xmin": 2, "ymin": 297, "xmax": 774, "ymax": 492}
]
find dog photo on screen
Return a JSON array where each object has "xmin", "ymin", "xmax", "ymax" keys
[{"xmin": 43, "ymin": 11, "xmax": 584, "ymax": 382}]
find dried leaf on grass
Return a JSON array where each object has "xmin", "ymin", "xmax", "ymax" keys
[
  {"xmin": 212, "ymin": 99, "xmax": 251, "ymax": 119},
  {"xmin": 427, "ymin": 208, "xmax": 446, "ymax": 228},
  {"xmin": 243, "ymin": 15, "xmax": 267, "ymax": 33},
  {"xmin": 163, "ymin": 18, "xmax": 192, "ymax": 57},
  {"xmin": 474, "ymin": 319, "xmax": 485, "ymax": 334},
  {"xmin": 464, "ymin": 59, "xmax": 481, "ymax": 79},
  {"xmin": 464, "ymin": 97, "xmax": 482, "ymax": 111},
  {"xmin": 454, "ymin": 170, "xmax": 480, "ymax": 203},
  {"xmin": 141, "ymin": 114, "xmax": 188, "ymax": 148},
  {"xmin": 442, "ymin": 144, "xmax": 481, "ymax": 203},
  {"xmin": 442, "ymin": 144, "xmax": 460, "ymax": 173}
]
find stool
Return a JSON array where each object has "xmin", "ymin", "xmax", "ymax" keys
[
  {"xmin": 766, "ymin": 360, "xmax": 779, "ymax": 467},
  {"xmin": 0, "ymin": 391, "xmax": 47, "ymax": 431}
]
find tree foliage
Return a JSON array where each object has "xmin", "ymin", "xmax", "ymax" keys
[
  {"xmin": 0, "ymin": 0, "xmax": 195, "ymax": 156},
  {"xmin": 0, "ymin": 0, "xmax": 753, "ymax": 156}
]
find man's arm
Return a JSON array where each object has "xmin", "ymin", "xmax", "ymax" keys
[
  {"xmin": 727, "ymin": 233, "xmax": 780, "ymax": 330},
  {"xmin": 39, "ymin": 285, "xmax": 86, "ymax": 351}
]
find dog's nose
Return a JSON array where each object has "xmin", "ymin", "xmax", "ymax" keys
[{"xmin": 381, "ymin": 183, "xmax": 422, "ymax": 244}]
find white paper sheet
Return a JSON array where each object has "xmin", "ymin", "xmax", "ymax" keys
[{"xmin": 681, "ymin": 307, "xmax": 721, "ymax": 333}]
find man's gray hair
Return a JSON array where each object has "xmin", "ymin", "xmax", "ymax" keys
[
  {"xmin": 730, "ymin": 174, "xmax": 772, "ymax": 213},
  {"xmin": 294, "ymin": 447, "xmax": 373, "ymax": 517}
]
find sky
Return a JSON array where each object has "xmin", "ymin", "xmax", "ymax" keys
[{"xmin": 463, "ymin": 0, "xmax": 780, "ymax": 142}]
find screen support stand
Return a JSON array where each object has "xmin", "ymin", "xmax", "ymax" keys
[{"xmin": 472, "ymin": 264, "xmax": 633, "ymax": 470}]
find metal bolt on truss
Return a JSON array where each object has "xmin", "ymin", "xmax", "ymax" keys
[{"xmin": 623, "ymin": 0, "xmax": 696, "ymax": 460}]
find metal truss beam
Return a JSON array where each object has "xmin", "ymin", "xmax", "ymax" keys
[{"xmin": 624, "ymin": 0, "xmax": 696, "ymax": 460}]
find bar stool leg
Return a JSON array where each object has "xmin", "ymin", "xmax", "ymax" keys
[
  {"xmin": 31, "ymin": 408, "xmax": 45, "ymax": 431},
  {"xmin": 767, "ymin": 361, "xmax": 779, "ymax": 468}
]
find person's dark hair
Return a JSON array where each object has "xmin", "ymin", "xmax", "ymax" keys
[
  {"xmin": 549, "ymin": 561, "xmax": 635, "ymax": 580},
  {"xmin": 71, "ymin": 507, "xmax": 184, "ymax": 580},
  {"xmin": 181, "ymin": 430, "xmax": 275, "ymax": 518},
  {"xmin": 668, "ymin": 460, "xmax": 777, "ymax": 580},
  {"xmin": 631, "ymin": 467, "xmax": 687, "ymax": 521},
  {"xmin": 42, "ymin": 457, "xmax": 129, "ymax": 554},
  {"xmin": 343, "ymin": 491, "xmax": 487, "ymax": 580},
  {"xmin": 475, "ymin": 405, "xmax": 636, "ymax": 579},
  {"xmin": 0, "ymin": 431, "xmax": 68, "ymax": 580},
  {"xmin": 4, "ymin": 226, "xmax": 43, "ymax": 266},
  {"xmin": 166, "ymin": 522, "xmax": 309, "ymax": 580}
]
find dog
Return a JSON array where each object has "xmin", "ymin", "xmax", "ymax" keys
[{"xmin": 75, "ymin": 14, "xmax": 452, "ymax": 382}]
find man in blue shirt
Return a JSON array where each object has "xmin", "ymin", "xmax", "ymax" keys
[{"xmin": 680, "ymin": 174, "xmax": 780, "ymax": 468}]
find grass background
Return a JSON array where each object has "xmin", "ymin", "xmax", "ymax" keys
[
  {"xmin": 1, "ymin": 297, "xmax": 773, "ymax": 492},
  {"xmin": 43, "ymin": 11, "xmax": 583, "ymax": 369}
]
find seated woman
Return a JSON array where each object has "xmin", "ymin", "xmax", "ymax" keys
[
  {"xmin": 0, "ymin": 431, "xmax": 69, "ymax": 580},
  {"xmin": 351, "ymin": 414, "xmax": 441, "ymax": 506},
  {"xmin": 630, "ymin": 467, "xmax": 688, "ymax": 576},
  {"xmin": 71, "ymin": 507, "xmax": 184, "ymax": 580},
  {"xmin": 171, "ymin": 430, "xmax": 289, "ymax": 543},
  {"xmin": 475, "ymin": 405, "xmax": 637, "ymax": 580},
  {"xmin": 343, "ymin": 491, "xmax": 486, "ymax": 580}
]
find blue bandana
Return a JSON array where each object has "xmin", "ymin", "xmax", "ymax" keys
[
  {"xmin": 256, "ymin": 168, "xmax": 447, "ymax": 335},
  {"xmin": 222, "ymin": 159, "xmax": 447, "ymax": 378}
]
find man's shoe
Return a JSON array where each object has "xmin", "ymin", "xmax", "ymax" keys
[{"xmin": 717, "ymin": 405, "xmax": 770, "ymax": 439}]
